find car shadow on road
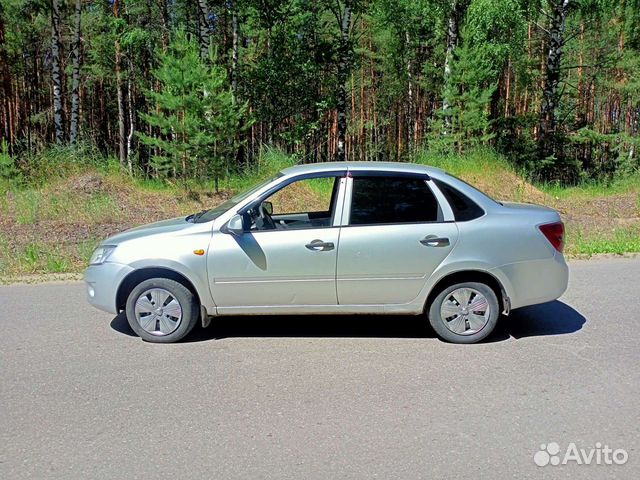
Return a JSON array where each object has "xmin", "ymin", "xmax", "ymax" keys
[
  {"xmin": 499, "ymin": 300, "xmax": 586, "ymax": 340},
  {"xmin": 110, "ymin": 300, "xmax": 586, "ymax": 344}
]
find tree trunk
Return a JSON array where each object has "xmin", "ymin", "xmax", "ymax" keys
[
  {"xmin": 127, "ymin": 61, "xmax": 134, "ymax": 174},
  {"xmin": 538, "ymin": 0, "xmax": 570, "ymax": 160},
  {"xmin": 618, "ymin": 0, "xmax": 626, "ymax": 52},
  {"xmin": 405, "ymin": 30, "xmax": 414, "ymax": 154},
  {"xmin": 113, "ymin": 0, "xmax": 126, "ymax": 165},
  {"xmin": 50, "ymin": 0, "xmax": 64, "ymax": 144},
  {"xmin": 69, "ymin": 0, "xmax": 82, "ymax": 145},
  {"xmin": 442, "ymin": 0, "xmax": 461, "ymax": 133},
  {"xmin": 231, "ymin": 6, "xmax": 239, "ymax": 96},
  {"xmin": 0, "ymin": 2, "xmax": 14, "ymax": 147},
  {"xmin": 576, "ymin": 19, "xmax": 584, "ymax": 124},
  {"xmin": 158, "ymin": 0, "xmax": 169, "ymax": 53},
  {"xmin": 336, "ymin": 5, "xmax": 352, "ymax": 162},
  {"xmin": 197, "ymin": 0, "xmax": 211, "ymax": 60}
]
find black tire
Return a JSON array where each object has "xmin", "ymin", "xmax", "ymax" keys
[
  {"xmin": 125, "ymin": 277, "xmax": 199, "ymax": 343},
  {"xmin": 428, "ymin": 281, "xmax": 499, "ymax": 344}
]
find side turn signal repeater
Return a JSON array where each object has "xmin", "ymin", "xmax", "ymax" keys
[{"xmin": 193, "ymin": 249, "xmax": 205, "ymax": 256}]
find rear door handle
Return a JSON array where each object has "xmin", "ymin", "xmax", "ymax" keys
[
  {"xmin": 420, "ymin": 236, "xmax": 450, "ymax": 247},
  {"xmin": 305, "ymin": 239, "xmax": 335, "ymax": 251}
]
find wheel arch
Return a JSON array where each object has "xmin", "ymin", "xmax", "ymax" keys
[
  {"xmin": 116, "ymin": 267, "xmax": 201, "ymax": 312},
  {"xmin": 423, "ymin": 269, "xmax": 510, "ymax": 315}
]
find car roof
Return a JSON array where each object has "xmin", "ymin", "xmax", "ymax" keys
[{"xmin": 280, "ymin": 161, "xmax": 445, "ymax": 177}]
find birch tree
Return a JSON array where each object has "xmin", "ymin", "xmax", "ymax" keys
[
  {"xmin": 113, "ymin": 0, "xmax": 126, "ymax": 166},
  {"xmin": 336, "ymin": 3, "xmax": 351, "ymax": 161},
  {"xmin": 69, "ymin": 0, "xmax": 82, "ymax": 145},
  {"xmin": 538, "ymin": 0, "xmax": 570, "ymax": 160},
  {"xmin": 197, "ymin": 0, "xmax": 212, "ymax": 60},
  {"xmin": 50, "ymin": 0, "xmax": 64, "ymax": 144}
]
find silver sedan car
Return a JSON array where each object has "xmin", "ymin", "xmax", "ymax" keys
[{"xmin": 85, "ymin": 162, "xmax": 568, "ymax": 344}]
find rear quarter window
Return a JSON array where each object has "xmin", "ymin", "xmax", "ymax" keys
[{"xmin": 433, "ymin": 179, "xmax": 484, "ymax": 221}]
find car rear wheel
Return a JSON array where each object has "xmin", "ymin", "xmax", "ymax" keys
[
  {"xmin": 125, "ymin": 278, "xmax": 199, "ymax": 343},
  {"xmin": 428, "ymin": 282, "xmax": 499, "ymax": 344}
]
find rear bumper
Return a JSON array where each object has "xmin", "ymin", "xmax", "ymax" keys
[
  {"xmin": 491, "ymin": 253, "xmax": 569, "ymax": 310},
  {"xmin": 84, "ymin": 262, "xmax": 134, "ymax": 314}
]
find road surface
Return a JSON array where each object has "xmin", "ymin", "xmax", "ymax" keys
[{"xmin": 1, "ymin": 257, "xmax": 639, "ymax": 479}]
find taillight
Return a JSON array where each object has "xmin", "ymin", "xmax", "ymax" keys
[{"xmin": 539, "ymin": 222, "xmax": 565, "ymax": 252}]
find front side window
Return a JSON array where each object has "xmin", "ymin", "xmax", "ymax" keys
[
  {"xmin": 268, "ymin": 177, "xmax": 335, "ymax": 216},
  {"xmin": 349, "ymin": 176, "xmax": 439, "ymax": 225},
  {"xmin": 248, "ymin": 175, "xmax": 341, "ymax": 231}
]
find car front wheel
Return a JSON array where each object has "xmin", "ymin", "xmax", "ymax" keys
[
  {"xmin": 428, "ymin": 282, "xmax": 499, "ymax": 344},
  {"xmin": 125, "ymin": 278, "xmax": 199, "ymax": 343}
]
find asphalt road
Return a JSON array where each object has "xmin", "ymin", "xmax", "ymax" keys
[{"xmin": 1, "ymin": 258, "xmax": 639, "ymax": 479}]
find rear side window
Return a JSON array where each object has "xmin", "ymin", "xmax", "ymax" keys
[
  {"xmin": 350, "ymin": 176, "xmax": 439, "ymax": 225},
  {"xmin": 433, "ymin": 179, "xmax": 484, "ymax": 221}
]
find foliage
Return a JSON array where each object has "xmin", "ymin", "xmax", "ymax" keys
[
  {"xmin": 463, "ymin": 0, "xmax": 525, "ymax": 86},
  {"xmin": 0, "ymin": 0, "xmax": 639, "ymax": 184},
  {"xmin": 0, "ymin": 139, "xmax": 19, "ymax": 182},
  {"xmin": 431, "ymin": 53, "xmax": 494, "ymax": 151},
  {"xmin": 138, "ymin": 31, "xmax": 246, "ymax": 189}
]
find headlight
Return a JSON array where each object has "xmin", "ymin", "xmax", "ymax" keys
[{"xmin": 89, "ymin": 245, "xmax": 116, "ymax": 265}]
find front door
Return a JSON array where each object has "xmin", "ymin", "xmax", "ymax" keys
[
  {"xmin": 209, "ymin": 174, "xmax": 345, "ymax": 311},
  {"xmin": 337, "ymin": 175, "xmax": 459, "ymax": 305}
]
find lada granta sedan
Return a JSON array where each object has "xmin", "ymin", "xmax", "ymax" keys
[{"xmin": 85, "ymin": 162, "xmax": 568, "ymax": 344}]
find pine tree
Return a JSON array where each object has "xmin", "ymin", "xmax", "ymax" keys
[
  {"xmin": 431, "ymin": 42, "xmax": 496, "ymax": 153},
  {"xmin": 138, "ymin": 31, "xmax": 246, "ymax": 190}
]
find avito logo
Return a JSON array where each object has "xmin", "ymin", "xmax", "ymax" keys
[{"xmin": 534, "ymin": 442, "xmax": 628, "ymax": 467}]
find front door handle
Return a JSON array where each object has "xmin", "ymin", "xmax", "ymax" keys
[
  {"xmin": 420, "ymin": 236, "xmax": 450, "ymax": 247},
  {"xmin": 305, "ymin": 239, "xmax": 335, "ymax": 251}
]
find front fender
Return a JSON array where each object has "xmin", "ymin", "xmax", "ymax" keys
[{"xmin": 124, "ymin": 258, "xmax": 217, "ymax": 312}]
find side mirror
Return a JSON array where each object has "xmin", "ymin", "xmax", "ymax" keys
[
  {"xmin": 262, "ymin": 200, "xmax": 273, "ymax": 215},
  {"xmin": 225, "ymin": 214, "xmax": 245, "ymax": 236}
]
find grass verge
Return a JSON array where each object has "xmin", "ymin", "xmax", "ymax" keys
[
  {"xmin": 1, "ymin": 147, "xmax": 638, "ymax": 278},
  {"xmin": 568, "ymin": 226, "xmax": 640, "ymax": 256}
]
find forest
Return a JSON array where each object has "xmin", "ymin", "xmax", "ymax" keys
[{"xmin": 0, "ymin": 0, "xmax": 639, "ymax": 185}]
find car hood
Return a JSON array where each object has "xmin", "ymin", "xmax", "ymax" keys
[{"xmin": 103, "ymin": 217, "xmax": 192, "ymax": 245}]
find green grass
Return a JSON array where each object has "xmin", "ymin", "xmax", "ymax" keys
[
  {"xmin": 2, "ymin": 146, "xmax": 639, "ymax": 278},
  {"xmin": 13, "ymin": 190, "xmax": 41, "ymax": 224},
  {"xmin": 83, "ymin": 193, "xmax": 122, "ymax": 223},
  {"xmin": 414, "ymin": 148, "xmax": 515, "ymax": 177},
  {"xmin": 2, "ymin": 241, "xmax": 52, "ymax": 275},
  {"xmin": 16, "ymin": 143, "xmax": 121, "ymax": 187},
  {"xmin": 539, "ymin": 173, "xmax": 640, "ymax": 199},
  {"xmin": 117, "ymin": 146, "xmax": 298, "ymax": 197},
  {"xmin": 569, "ymin": 227, "xmax": 640, "ymax": 256},
  {"xmin": 307, "ymin": 176, "xmax": 335, "ymax": 198},
  {"xmin": 0, "ymin": 238, "xmax": 99, "ymax": 277},
  {"xmin": 17, "ymin": 242, "xmax": 71, "ymax": 274},
  {"xmin": 4, "ymin": 189, "xmax": 124, "ymax": 225},
  {"xmin": 0, "ymin": 233, "xmax": 9, "ymax": 274},
  {"xmin": 415, "ymin": 148, "xmax": 640, "ymax": 201},
  {"xmin": 221, "ymin": 147, "xmax": 297, "ymax": 193},
  {"xmin": 77, "ymin": 238, "xmax": 101, "ymax": 264}
]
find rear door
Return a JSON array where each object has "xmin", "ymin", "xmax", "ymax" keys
[{"xmin": 336, "ymin": 174, "xmax": 459, "ymax": 305}]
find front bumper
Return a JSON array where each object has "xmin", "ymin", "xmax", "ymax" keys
[{"xmin": 84, "ymin": 262, "xmax": 134, "ymax": 314}]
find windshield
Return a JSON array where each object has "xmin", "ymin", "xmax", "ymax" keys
[{"xmin": 192, "ymin": 173, "xmax": 284, "ymax": 223}]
